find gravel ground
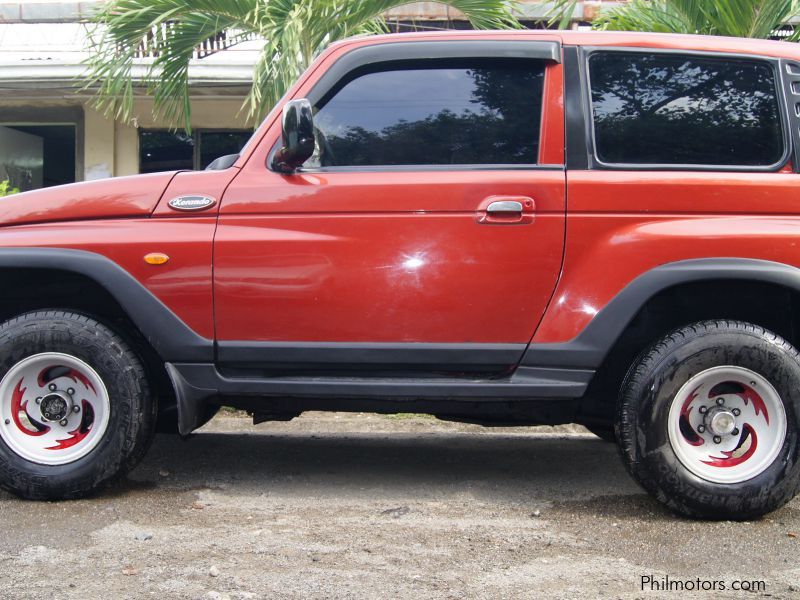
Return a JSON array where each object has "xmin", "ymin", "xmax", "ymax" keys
[{"xmin": 1, "ymin": 411, "xmax": 799, "ymax": 599}]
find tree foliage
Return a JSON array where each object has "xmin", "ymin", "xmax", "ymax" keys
[
  {"xmin": 548, "ymin": 0, "xmax": 800, "ymax": 39},
  {"xmin": 0, "ymin": 180, "xmax": 19, "ymax": 197},
  {"xmin": 85, "ymin": 0, "xmax": 520, "ymax": 131}
]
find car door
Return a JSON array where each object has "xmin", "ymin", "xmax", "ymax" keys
[{"xmin": 214, "ymin": 38, "xmax": 566, "ymax": 375}]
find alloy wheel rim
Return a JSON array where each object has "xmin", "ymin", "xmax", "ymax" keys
[
  {"xmin": 0, "ymin": 353, "xmax": 110, "ymax": 465},
  {"xmin": 668, "ymin": 365, "xmax": 786, "ymax": 484}
]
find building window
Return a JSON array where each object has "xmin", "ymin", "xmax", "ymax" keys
[
  {"xmin": 308, "ymin": 58, "xmax": 546, "ymax": 167},
  {"xmin": 588, "ymin": 52, "xmax": 784, "ymax": 167},
  {"xmin": 139, "ymin": 130, "xmax": 252, "ymax": 173},
  {"xmin": 0, "ymin": 125, "xmax": 77, "ymax": 191}
]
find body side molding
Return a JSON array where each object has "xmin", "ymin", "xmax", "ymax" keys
[
  {"xmin": 0, "ymin": 247, "xmax": 213, "ymax": 361},
  {"xmin": 522, "ymin": 258, "xmax": 800, "ymax": 369},
  {"xmin": 217, "ymin": 341, "xmax": 526, "ymax": 371}
]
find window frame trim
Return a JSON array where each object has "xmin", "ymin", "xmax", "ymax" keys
[
  {"xmin": 581, "ymin": 46, "xmax": 793, "ymax": 173},
  {"xmin": 267, "ymin": 40, "xmax": 563, "ymax": 173}
]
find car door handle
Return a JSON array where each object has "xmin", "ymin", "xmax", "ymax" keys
[
  {"xmin": 478, "ymin": 196, "xmax": 535, "ymax": 225},
  {"xmin": 486, "ymin": 200, "xmax": 523, "ymax": 214}
]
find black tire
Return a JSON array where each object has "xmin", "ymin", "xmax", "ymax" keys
[
  {"xmin": 618, "ymin": 320, "xmax": 800, "ymax": 520},
  {"xmin": 585, "ymin": 425, "xmax": 616, "ymax": 443},
  {"xmin": 0, "ymin": 311, "xmax": 156, "ymax": 500}
]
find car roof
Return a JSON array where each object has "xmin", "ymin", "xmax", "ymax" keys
[{"xmin": 331, "ymin": 29, "xmax": 800, "ymax": 62}]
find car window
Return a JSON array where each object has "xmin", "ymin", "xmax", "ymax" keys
[
  {"xmin": 306, "ymin": 59, "xmax": 545, "ymax": 168},
  {"xmin": 588, "ymin": 52, "xmax": 785, "ymax": 167}
]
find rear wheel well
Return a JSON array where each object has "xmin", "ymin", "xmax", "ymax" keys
[
  {"xmin": 578, "ymin": 279, "xmax": 800, "ymax": 427},
  {"xmin": 0, "ymin": 268, "xmax": 175, "ymax": 417}
]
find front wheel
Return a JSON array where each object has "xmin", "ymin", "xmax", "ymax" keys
[
  {"xmin": 0, "ymin": 311, "xmax": 156, "ymax": 500},
  {"xmin": 618, "ymin": 320, "xmax": 800, "ymax": 520}
]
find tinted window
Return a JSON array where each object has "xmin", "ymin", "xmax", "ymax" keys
[
  {"xmin": 308, "ymin": 59, "xmax": 545, "ymax": 167},
  {"xmin": 140, "ymin": 130, "xmax": 251, "ymax": 172},
  {"xmin": 140, "ymin": 131, "xmax": 193, "ymax": 173},
  {"xmin": 588, "ymin": 52, "xmax": 784, "ymax": 166},
  {"xmin": 199, "ymin": 131, "xmax": 251, "ymax": 169}
]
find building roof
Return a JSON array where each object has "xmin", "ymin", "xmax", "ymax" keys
[
  {"xmin": 0, "ymin": 1, "xmax": 613, "ymax": 24},
  {"xmin": 4, "ymin": 6, "xmax": 800, "ymax": 97},
  {"xmin": 0, "ymin": 21, "xmax": 261, "ymax": 95}
]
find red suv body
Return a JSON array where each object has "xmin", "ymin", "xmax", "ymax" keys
[{"xmin": 3, "ymin": 30, "xmax": 800, "ymax": 518}]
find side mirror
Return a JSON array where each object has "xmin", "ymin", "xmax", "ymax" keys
[
  {"xmin": 205, "ymin": 153, "xmax": 239, "ymax": 171},
  {"xmin": 271, "ymin": 99, "xmax": 315, "ymax": 173}
]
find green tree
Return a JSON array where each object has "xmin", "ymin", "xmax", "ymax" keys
[
  {"xmin": 0, "ymin": 180, "xmax": 19, "ymax": 197},
  {"xmin": 85, "ymin": 0, "xmax": 520, "ymax": 131},
  {"xmin": 548, "ymin": 0, "xmax": 800, "ymax": 39}
]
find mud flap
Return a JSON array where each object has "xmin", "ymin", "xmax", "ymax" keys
[{"xmin": 164, "ymin": 363, "xmax": 218, "ymax": 435}]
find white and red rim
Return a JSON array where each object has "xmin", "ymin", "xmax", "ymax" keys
[
  {"xmin": 668, "ymin": 365, "xmax": 786, "ymax": 484},
  {"xmin": 0, "ymin": 353, "xmax": 110, "ymax": 465}
]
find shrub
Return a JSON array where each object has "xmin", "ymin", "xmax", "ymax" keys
[{"xmin": 0, "ymin": 180, "xmax": 19, "ymax": 196}]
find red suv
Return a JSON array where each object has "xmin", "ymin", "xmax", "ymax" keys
[{"xmin": 1, "ymin": 30, "xmax": 800, "ymax": 519}]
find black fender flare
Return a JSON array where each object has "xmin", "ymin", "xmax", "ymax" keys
[
  {"xmin": 0, "ymin": 247, "xmax": 212, "ymax": 362},
  {"xmin": 522, "ymin": 258, "xmax": 800, "ymax": 369}
]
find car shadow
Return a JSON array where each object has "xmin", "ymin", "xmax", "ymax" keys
[{"xmin": 129, "ymin": 430, "xmax": 644, "ymax": 508}]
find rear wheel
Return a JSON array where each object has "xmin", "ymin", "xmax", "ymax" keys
[
  {"xmin": 617, "ymin": 320, "xmax": 800, "ymax": 520},
  {"xmin": 0, "ymin": 311, "xmax": 156, "ymax": 500}
]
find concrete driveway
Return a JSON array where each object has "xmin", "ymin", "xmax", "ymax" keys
[{"xmin": 0, "ymin": 412, "xmax": 798, "ymax": 599}]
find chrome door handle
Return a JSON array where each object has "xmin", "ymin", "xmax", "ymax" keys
[{"xmin": 486, "ymin": 200, "xmax": 523, "ymax": 214}]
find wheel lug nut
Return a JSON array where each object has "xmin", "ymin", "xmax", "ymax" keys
[
  {"xmin": 713, "ymin": 436, "xmax": 722, "ymax": 444},
  {"xmin": 35, "ymin": 397, "xmax": 42, "ymax": 404},
  {"xmin": 4, "ymin": 419, "xmax": 9, "ymax": 425},
  {"xmin": 697, "ymin": 425, "xmax": 706, "ymax": 433},
  {"xmin": 716, "ymin": 397, "xmax": 725, "ymax": 406},
  {"xmin": 732, "ymin": 428, "xmax": 740, "ymax": 436},
  {"xmin": 732, "ymin": 408, "xmax": 741, "ymax": 416},
  {"xmin": 59, "ymin": 419, "xmax": 68, "ymax": 427},
  {"xmin": 48, "ymin": 384, "xmax": 57, "ymax": 391},
  {"xmin": 72, "ymin": 405, "xmax": 80, "ymax": 413},
  {"xmin": 699, "ymin": 406, "xmax": 708, "ymax": 414},
  {"xmin": 67, "ymin": 388, "xmax": 75, "ymax": 395}
]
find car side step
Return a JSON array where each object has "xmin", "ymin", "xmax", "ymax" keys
[{"xmin": 165, "ymin": 363, "xmax": 595, "ymax": 435}]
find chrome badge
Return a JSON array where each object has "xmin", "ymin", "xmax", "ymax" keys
[{"xmin": 168, "ymin": 195, "xmax": 216, "ymax": 211}]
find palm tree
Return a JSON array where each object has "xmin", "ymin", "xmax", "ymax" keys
[
  {"xmin": 85, "ymin": 0, "xmax": 520, "ymax": 131},
  {"xmin": 548, "ymin": 0, "xmax": 800, "ymax": 40}
]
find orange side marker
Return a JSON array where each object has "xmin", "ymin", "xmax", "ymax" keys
[{"xmin": 143, "ymin": 253, "xmax": 170, "ymax": 265}]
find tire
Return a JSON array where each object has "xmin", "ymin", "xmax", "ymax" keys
[
  {"xmin": 0, "ymin": 311, "xmax": 156, "ymax": 500},
  {"xmin": 618, "ymin": 320, "xmax": 800, "ymax": 520},
  {"xmin": 585, "ymin": 425, "xmax": 616, "ymax": 443}
]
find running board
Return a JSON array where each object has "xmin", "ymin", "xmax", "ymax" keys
[{"xmin": 165, "ymin": 363, "xmax": 594, "ymax": 435}]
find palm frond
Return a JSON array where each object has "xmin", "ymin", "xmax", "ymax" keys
[
  {"xmin": 85, "ymin": 0, "xmax": 521, "ymax": 132},
  {"xmin": 545, "ymin": 0, "xmax": 579, "ymax": 29},
  {"xmin": 85, "ymin": 0, "xmax": 262, "ymax": 131},
  {"xmin": 590, "ymin": 0, "xmax": 800, "ymax": 38}
]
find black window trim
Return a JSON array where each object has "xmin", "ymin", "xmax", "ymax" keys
[
  {"xmin": 267, "ymin": 40, "xmax": 564, "ymax": 173},
  {"xmin": 580, "ymin": 46, "xmax": 793, "ymax": 173}
]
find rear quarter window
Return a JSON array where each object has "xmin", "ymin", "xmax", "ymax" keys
[{"xmin": 588, "ymin": 51, "xmax": 785, "ymax": 167}]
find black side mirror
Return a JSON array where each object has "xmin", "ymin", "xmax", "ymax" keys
[{"xmin": 271, "ymin": 99, "xmax": 315, "ymax": 173}]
